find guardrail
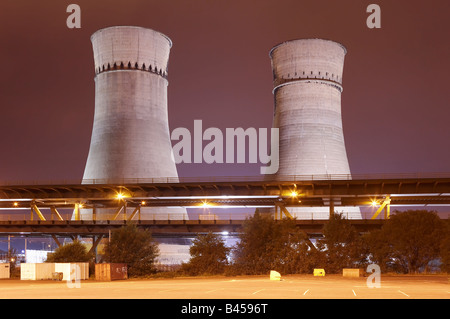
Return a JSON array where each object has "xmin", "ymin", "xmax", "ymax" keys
[
  {"xmin": 2, "ymin": 172, "xmax": 450, "ymax": 186},
  {"xmin": 0, "ymin": 211, "xmax": 447, "ymax": 222},
  {"xmin": 0, "ymin": 218, "xmax": 387, "ymax": 236}
]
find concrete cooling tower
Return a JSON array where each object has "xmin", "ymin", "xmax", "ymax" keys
[
  {"xmin": 81, "ymin": 26, "xmax": 187, "ymax": 220},
  {"xmin": 269, "ymin": 38, "xmax": 361, "ymax": 219}
]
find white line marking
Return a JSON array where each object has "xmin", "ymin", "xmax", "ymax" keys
[
  {"xmin": 303, "ymin": 289, "xmax": 310, "ymax": 295},
  {"xmin": 352, "ymin": 289, "xmax": 357, "ymax": 297},
  {"xmin": 398, "ymin": 290, "xmax": 410, "ymax": 297},
  {"xmin": 252, "ymin": 289, "xmax": 264, "ymax": 295},
  {"xmin": 205, "ymin": 288, "xmax": 224, "ymax": 294},
  {"xmin": 158, "ymin": 288, "xmax": 181, "ymax": 293}
]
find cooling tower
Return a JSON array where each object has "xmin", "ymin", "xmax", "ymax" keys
[
  {"xmin": 269, "ymin": 38, "xmax": 360, "ymax": 219},
  {"xmin": 81, "ymin": 26, "xmax": 187, "ymax": 220}
]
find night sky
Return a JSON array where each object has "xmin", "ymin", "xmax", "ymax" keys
[{"xmin": 0, "ymin": 0, "xmax": 449, "ymax": 184}]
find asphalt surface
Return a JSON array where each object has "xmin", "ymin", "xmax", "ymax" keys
[{"xmin": 0, "ymin": 274, "xmax": 448, "ymax": 299}]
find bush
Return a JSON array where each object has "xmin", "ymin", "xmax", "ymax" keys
[
  {"xmin": 364, "ymin": 210, "xmax": 446, "ymax": 273},
  {"xmin": 439, "ymin": 219, "xmax": 450, "ymax": 273},
  {"xmin": 103, "ymin": 224, "xmax": 159, "ymax": 277},
  {"xmin": 231, "ymin": 211, "xmax": 314, "ymax": 275},
  {"xmin": 46, "ymin": 240, "xmax": 92, "ymax": 263},
  {"xmin": 320, "ymin": 213, "xmax": 366, "ymax": 273},
  {"xmin": 181, "ymin": 232, "xmax": 230, "ymax": 276}
]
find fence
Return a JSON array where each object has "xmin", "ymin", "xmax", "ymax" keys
[{"xmin": 2, "ymin": 172, "xmax": 450, "ymax": 186}]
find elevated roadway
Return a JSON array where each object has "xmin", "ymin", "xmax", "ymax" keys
[
  {"xmin": 0, "ymin": 218, "xmax": 385, "ymax": 237},
  {"xmin": 0, "ymin": 175, "xmax": 448, "ymax": 242},
  {"xmin": 1, "ymin": 174, "xmax": 450, "ymax": 212}
]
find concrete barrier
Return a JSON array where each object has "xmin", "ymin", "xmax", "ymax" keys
[
  {"xmin": 343, "ymin": 268, "xmax": 362, "ymax": 277},
  {"xmin": 270, "ymin": 270, "xmax": 281, "ymax": 281},
  {"xmin": 314, "ymin": 269, "xmax": 325, "ymax": 276}
]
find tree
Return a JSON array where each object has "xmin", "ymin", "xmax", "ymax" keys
[
  {"xmin": 232, "ymin": 210, "xmax": 314, "ymax": 275},
  {"xmin": 362, "ymin": 229, "xmax": 394, "ymax": 273},
  {"xmin": 6, "ymin": 248, "xmax": 21, "ymax": 278},
  {"xmin": 103, "ymin": 224, "xmax": 159, "ymax": 277},
  {"xmin": 440, "ymin": 219, "xmax": 450, "ymax": 273},
  {"xmin": 46, "ymin": 240, "xmax": 92, "ymax": 262},
  {"xmin": 182, "ymin": 232, "xmax": 230, "ymax": 275},
  {"xmin": 365, "ymin": 210, "xmax": 446, "ymax": 273},
  {"xmin": 320, "ymin": 213, "xmax": 365, "ymax": 273}
]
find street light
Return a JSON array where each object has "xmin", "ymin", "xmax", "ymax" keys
[
  {"xmin": 201, "ymin": 201, "xmax": 210, "ymax": 207},
  {"xmin": 116, "ymin": 193, "xmax": 125, "ymax": 200}
]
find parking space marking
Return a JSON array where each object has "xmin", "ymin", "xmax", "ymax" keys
[
  {"xmin": 158, "ymin": 288, "xmax": 182, "ymax": 293},
  {"xmin": 205, "ymin": 288, "xmax": 225, "ymax": 294},
  {"xmin": 4, "ymin": 275, "xmax": 448, "ymax": 299}
]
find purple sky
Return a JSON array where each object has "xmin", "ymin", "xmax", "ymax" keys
[{"xmin": 0, "ymin": 0, "xmax": 449, "ymax": 183}]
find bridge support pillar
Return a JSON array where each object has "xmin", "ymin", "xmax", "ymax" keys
[
  {"xmin": 50, "ymin": 207, "xmax": 64, "ymax": 221},
  {"xmin": 89, "ymin": 235, "xmax": 104, "ymax": 262},
  {"xmin": 329, "ymin": 199, "xmax": 335, "ymax": 219},
  {"xmin": 371, "ymin": 196, "xmax": 391, "ymax": 219},
  {"xmin": 51, "ymin": 234, "xmax": 62, "ymax": 247},
  {"xmin": 30, "ymin": 202, "xmax": 46, "ymax": 221},
  {"xmin": 274, "ymin": 203, "xmax": 293, "ymax": 220}
]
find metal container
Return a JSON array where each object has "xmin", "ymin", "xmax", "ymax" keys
[
  {"xmin": 20, "ymin": 263, "xmax": 89, "ymax": 280},
  {"xmin": 95, "ymin": 263, "xmax": 127, "ymax": 281},
  {"xmin": 20, "ymin": 263, "xmax": 54, "ymax": 280},
  {"xmin": 0, "ymin": 263, "xmax": 10, "ymax": 279},
  {"xmin": 54, "ymin": 263, "xmax": 89, "ymax": 281}
]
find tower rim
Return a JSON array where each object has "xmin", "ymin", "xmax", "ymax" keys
[
  {"xmin": 272, "ymin": 78, "xmax": 343, "ymax": 94},
  {"xmin": 269, "ymin": 38, "xmax": 347, "ymax": 58},
  {"xmin": 90, "ymin": 25, "xmax": 173, "ymax": 48}
]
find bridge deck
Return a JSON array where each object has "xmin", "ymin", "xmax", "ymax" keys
[
  {"xmin": 0, "ymin": 219, "xmax": 384, "ymax": 237},
  {"xmin": 0, "ymin": 176, "xmax": 449, "ymax": 238},
  {"xmin": 1, "ymin": 177, "xmax": 450, "ymax": 209}
]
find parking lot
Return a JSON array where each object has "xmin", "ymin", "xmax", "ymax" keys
[{"xmin": 0, "ymin": 274, "xmax": 448, "ymax": 299}]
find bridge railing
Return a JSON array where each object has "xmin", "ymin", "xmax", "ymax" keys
[
  {"xmin": 2, "ymin": 172, "xmax": 450, "ymax": 186},
  {"xmin": 0, "ymin": 211, "xmax": 426, "ymax": 222}
]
